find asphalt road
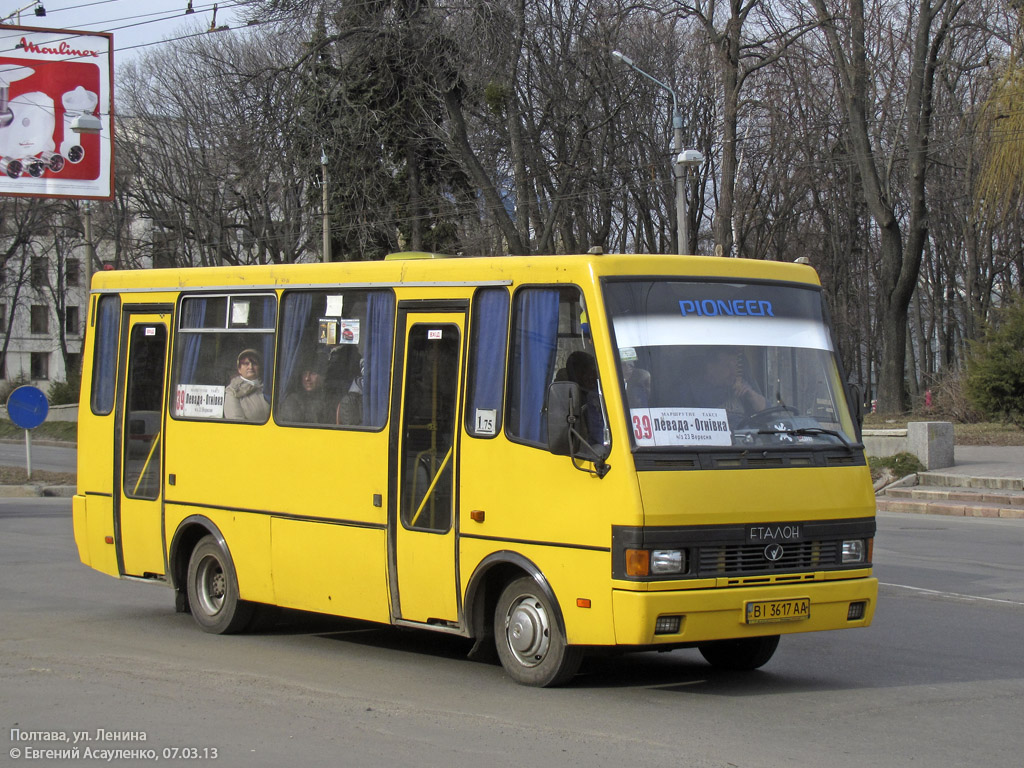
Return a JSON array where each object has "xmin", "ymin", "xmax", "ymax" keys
[
  {"xmin": 2, "ymin": 500, "xmax": 1022, "ymax": 768},
  {"xmin": 0, "ymin": 442, "xmax": 76, "ymax": 475}
]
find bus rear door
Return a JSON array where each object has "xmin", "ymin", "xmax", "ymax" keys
[
  {"xmin": 116, "ymin": 309, "xmax": 170, "ymax": 579},
  {"xmin": 389, "ymin": 307, "xmax": 466, "ymax": 626}
]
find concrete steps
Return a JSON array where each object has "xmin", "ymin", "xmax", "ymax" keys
[{"xmin": 876, "ymin": 473, "xmax": 1024, "ymax": 519}]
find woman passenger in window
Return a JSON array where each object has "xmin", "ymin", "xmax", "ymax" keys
[{"xmin": 224, "ymin": 348, "xmax": 270, "ymax": 422}]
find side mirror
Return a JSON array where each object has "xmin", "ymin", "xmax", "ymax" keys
[
  {"xmin": 846, "ymin": 383, "xmax": 864, "ymax": 438},
  {"xmin": 546, "ymin": 380, "xmax": 581, "ymax": 456}
]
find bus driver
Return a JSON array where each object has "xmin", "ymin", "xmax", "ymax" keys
[{"xmin": 689, "ymin": 347, "xmax": 766, "ymax": 426}]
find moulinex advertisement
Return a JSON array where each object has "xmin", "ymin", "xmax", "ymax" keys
[{"xmin": 0, "ymin": 24, "xmax": 113, "ymax": 200}]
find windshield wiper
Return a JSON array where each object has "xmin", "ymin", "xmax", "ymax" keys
[{"xmin": 756, "ymin": 426, "xmax": 853, "ymax": 451}]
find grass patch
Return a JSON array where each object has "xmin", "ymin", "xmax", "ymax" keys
[
  {"xmin": 0, "ymin": 419, "xmax": 77, "ymax": 444},
  {"xmin": 951, "ymin": 422, "xmax": 1024, "ymax": 446},
  {"xmin": 868, "ymin": 451, "xmax": 925, "ymax": 478}
]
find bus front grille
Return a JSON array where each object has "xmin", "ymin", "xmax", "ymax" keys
[{"xmin": 697, "ymin": 540, "xmax": 840, "ymax": 576}]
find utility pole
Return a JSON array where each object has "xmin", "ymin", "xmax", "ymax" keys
[
  {"xmin": 321, "ymin": 149, "xmax": 331, "ymax": 263},
  {"xmin": 82, "ymin": 200, "xmax": 95, "ymax": 284}
]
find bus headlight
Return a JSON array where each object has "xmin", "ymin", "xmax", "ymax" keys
[
  {"xmin": 651, "ymin": 549, "xmax": 686, "ymax": 575},
  {"xmin": 842, "ymin": 539, "xmax": 866, "ymax": 564},
  {"xmin": 625, "ymin": 549, "xmax": 687, "ymax": 577}
]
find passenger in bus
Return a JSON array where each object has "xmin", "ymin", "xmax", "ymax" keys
[
  {"xmin": 337, "ymin": 369, "xmax": 363, "ymax": 425},
  {"xmin": 689, "ymin": 347, "xmax": 766, "ymax": 424},
  {"xmin": 325, "ymin": 344, "xmax": 363, "ymax": 426},
  {"xmin": 224, "ymin": 348, "xmax": 271, "ymax": 422},
  {"xmin": 279, "ymin": 356, "xmax": 329, "ymax": 424},
  {"xmin": 619, "ymin": 347, "xmax": 651, "ymax": 408},
  {"xmin": 565, "ymin": 350, "xmax": 606, "ymax": 445}
]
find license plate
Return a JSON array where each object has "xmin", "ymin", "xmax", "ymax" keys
[{"xmin": 745, "ymin": 598, "xmax": 811, "ymax": 624}]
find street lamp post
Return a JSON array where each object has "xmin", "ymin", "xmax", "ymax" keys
[
  {"xmin": 612, "ymin": 50, "xmax": 686, "ymax": 255},
  {"xmin": 677, "ymin": 149, "xmax": 704, "ymax": 255},
  {"xmin": 70, "ymin": 118, "xmax": 97, "ymax": 281}
]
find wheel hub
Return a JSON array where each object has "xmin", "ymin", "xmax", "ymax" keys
[
  {"xmin": 505, "ymin": 596, "xmax": 550, "ymax": 667},
  {"xmin": 196, "ymin": 556, "xmax": 225, "ymax": 616}
]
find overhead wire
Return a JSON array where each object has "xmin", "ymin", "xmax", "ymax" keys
[{"xmin": 0, "ymin": 1, "xmax": 261, "ymax": 58}]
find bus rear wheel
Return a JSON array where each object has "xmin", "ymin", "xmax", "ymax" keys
[
  {"xmin": 494, "ymin": 577, "xmax": 582, "ymax": 687},
  {"xmin": 698, "ymin": 635, "xmax": 780, "ymax": 670},
  {"xmin": 186, "ymin": 535, "xmax": 253, "ymax": 634}
]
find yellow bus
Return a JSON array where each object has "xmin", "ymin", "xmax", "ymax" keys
[{"xmin": 73, "ymin": 252, "xmax": 877, "ymax": 686}]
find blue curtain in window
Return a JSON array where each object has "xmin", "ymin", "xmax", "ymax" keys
[
  {"xmin": 514, "ymin": 289, "xmax": 559, "ymax": 442},
  {"xmin": 277, "ymin": 292, "xmax": 312, "ymax": 403},
  {"xmin": 90, "ymin": 295, "xmax": 120, "ymax": 414},
  {"xmin": 363, "ymin": 292, "xmax": 395, "ymax": 427},
  {"xmin": 260, "ymin": 296, "xmax": 278, "ymax": 402},
  {"xmin": 469, "ymin": 288, "xmax": 509, "ymax": 432},
  {"xmin": 179, "ymin": 298, "xmax": 207, "ymax": 385}
]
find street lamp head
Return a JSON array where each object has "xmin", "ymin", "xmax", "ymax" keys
[
  {"xmin": 677, "ymin": 149, "xmax": 704, "ymax": 166},
  {"xmin": 611, "ymin": 50, "xmax": 634, "ymax": 67},
  {"xmin": 70, "ymin": 113, "xmax": 102, "ymax": 135}
]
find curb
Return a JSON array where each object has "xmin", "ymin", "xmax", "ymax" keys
[{"xmin": 876, "ymin": 470, "xmax": 1024, "ymax": 521}]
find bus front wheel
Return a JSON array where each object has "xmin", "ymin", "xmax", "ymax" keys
[
  {"xmin": 186, "ymin": 535, "xmax": 253, "ymax": 634},
  {"xmin": 698, "ymin": 635, "xmax": 780, "ymax": 670},
  {"xmin": 494, "ymin": 577, "xmax": 582, "ymax": 687}
]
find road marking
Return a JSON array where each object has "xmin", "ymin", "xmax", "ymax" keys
[{"xmin": 881, "ymin": 582, "xmax": 1024, "ymax": 607}]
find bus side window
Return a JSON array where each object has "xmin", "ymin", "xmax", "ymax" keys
[
  {"xmin": 465, "ymin": 287, "xmax": 509, "ymax": 438},
  {"xmin": 172, "ymin": 294, "xmax": 276, "ymax": 422},
  {"xmin": 90, "ymin": 294, "xmax": 120, "ymax": 415},
  {"xmin": 507, "ymin": 286, "xmax": 608, "ymax": 450},
  {"xmin": 274, "ymin": 289, "xmax": 395, "ymax": 429}
]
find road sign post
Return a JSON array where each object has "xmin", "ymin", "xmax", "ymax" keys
[{"xmin": 6, "ymin": 385, "xmax": 49, "ymax": 480}]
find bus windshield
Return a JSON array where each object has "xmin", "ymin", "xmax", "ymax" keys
[{"xmin": 604, "ymin": 279, "xmax": 857, "ymax": 450}]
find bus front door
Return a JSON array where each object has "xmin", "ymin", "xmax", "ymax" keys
[
  {"xmin": 116, "ymin": 311, "xmax": 170, "ymax": 579},
  {"xmin": 390, "ymin": 310, "xmax": 465, "ymax": 626}
]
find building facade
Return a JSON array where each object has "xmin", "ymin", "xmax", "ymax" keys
[{"xmin": 1, "ymin": 250, "xmax": 88, "ymax": 391}]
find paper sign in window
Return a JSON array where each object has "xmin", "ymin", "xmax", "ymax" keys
[
  {"xmin": 231, "ymin": 300, "xmax": 250, "ymax": 325},
  {"xmin": 338, "ymin": 319, "xmax": 360, "ymax": 344},
  {"xmin": 474, "ymin": 408, "xmax": 497, "ymax": 436},
  {"xmin": 630, "ymin": 407, "xmax": 731, "ymax": 447},
  {"xmin": 175, "ymin": 384, "xmax": 225, "ymax": 419},
  {"xmin": 325, "ymin": 295, "xmax": 345, "ymax": 316}
]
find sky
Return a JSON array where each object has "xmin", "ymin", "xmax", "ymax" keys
[{"xmin": 1, "ymin": 0, "xmax": 248, "ymax": 67}]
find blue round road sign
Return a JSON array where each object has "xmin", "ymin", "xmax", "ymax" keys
[{"xmin": 6, "ymin": 385, "xmax": 49, "ymax": 430}]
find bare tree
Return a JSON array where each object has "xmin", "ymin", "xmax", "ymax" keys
[
  {"xmin": 0, "ymin": 198, "xmax": 61, "ymax": 380},
  {"xmin": 117, "ymin": 24, "xmax": 319, "ymax": 267},
  {"xmin": 975, "ymin": 1, "xmax": 1024, "ymax": 224},
  {"xmin": 102, "ymin": 0, "xmax": 1023, "ymax": 413},
  {"xmin": 807, "ymin": 0, "xmax": 968, "ymax": 413},
  {"xmin": 672, "ymin": 1, "xmax": 818, "ymax": 257}
]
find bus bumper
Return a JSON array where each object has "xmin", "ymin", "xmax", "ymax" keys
[
  {"xmin": 611, "ymin": 576, "xmax": 878, "ymax": 645},
  {"xmin": 73, "ymin": 493, "xmax": 120, "ymax": 577}
]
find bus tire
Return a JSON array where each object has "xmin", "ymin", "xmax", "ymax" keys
[
  {"xmin": 698, "ymin": 635, "xmax": 780, "ymax": 671},
  {"xmin": 186, "ymin": 535, "xmax": 253, "ymax": 634},
  {"xmin": 494, "ymin": 577, "xmax": 582, "ymax": 687}
]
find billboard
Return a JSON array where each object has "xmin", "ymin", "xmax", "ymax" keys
[{"xmin": 0, "ymin": 24, "xmax": 113, "ymax": 200}]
